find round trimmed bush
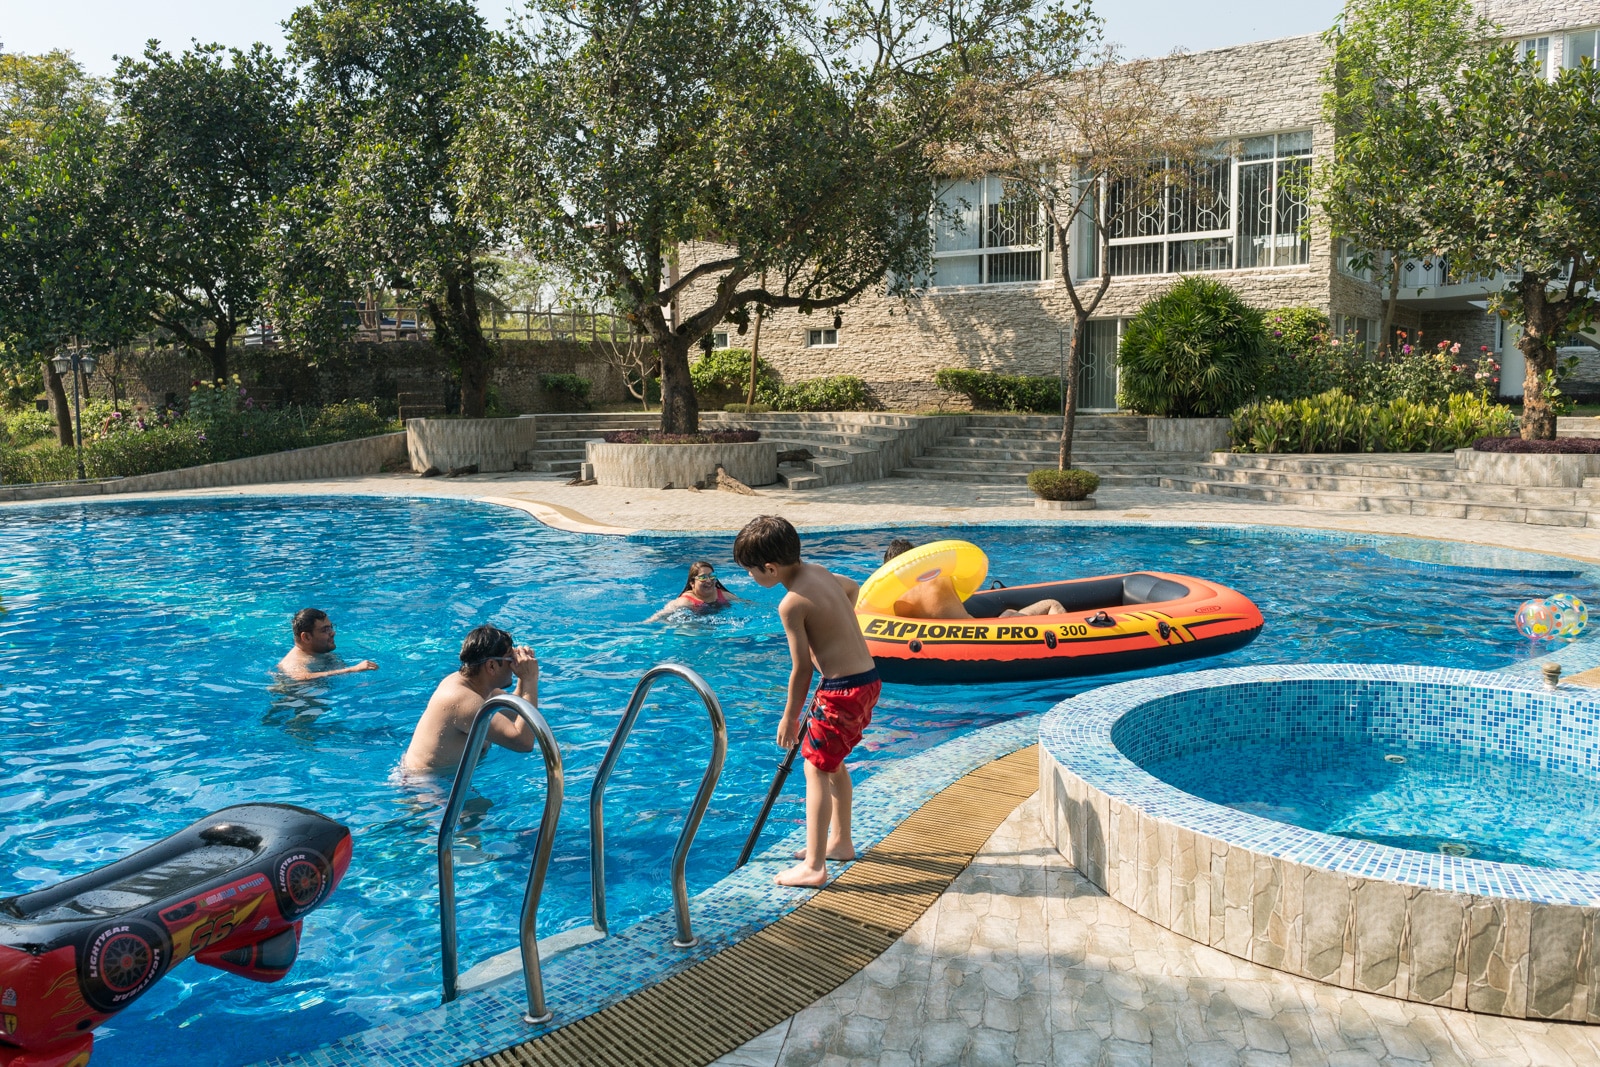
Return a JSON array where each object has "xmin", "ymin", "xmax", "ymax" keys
[
  {"xmin": 1117, "ymin": 277, "xmax": 1267, "ymax": 417},
  {"xmin": 1028, "ymin": 468, "xmax": 1100, "ymax": 501}
]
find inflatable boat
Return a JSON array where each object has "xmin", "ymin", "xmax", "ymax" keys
[
  {"xmin": 856, "ymin": 540, "xmax": 1263, "ymax": 684},
  {"xmin": 0, "ymin": 804, "xmax": 350, "ymax": 1067}
]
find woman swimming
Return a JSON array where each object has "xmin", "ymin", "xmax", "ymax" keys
[{"xmin": 646, "ymin": 561, "xmax": 743, "ymax": 621}]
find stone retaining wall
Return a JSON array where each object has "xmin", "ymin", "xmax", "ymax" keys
[
  {"xmin": 406, "ymin": 417, "xmax": 539, "ymax": 473},
  {"xmin": 1456, "ymin": 448, "xmax": 1600, "ymax": 488},
  {"xmin": 0, "ymin": 432, "xmax": 407, "ymax": 503},
  {"xmin": 585, "ymin": 441, "xmax": 778, "ymax": 488}
]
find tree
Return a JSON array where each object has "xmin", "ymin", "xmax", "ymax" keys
[
  {"xmin": 1423, "ymin": 47, "xmax": 1600, "ymax": 439},
  {"xmin": 974, "ymin": 43, "xmax": 1222, "ymax": 468},
  {"xmin": 0, "ymin": 52, "xmax": 132, "ymax": 445},
  {"xmin": 1315, "ymin": 0, "xmax": 1488, "ymax": 355},
  {"xmin": 110, "ymin": 42, "xmax": 302, "ymax": 383},
  {"xmin": 467, "ymin": 0, "xmax": 1094, "ymax": 434},
  {"xmin": 286, "ymin": 0, "xmax": 501, "ymax": 417}
]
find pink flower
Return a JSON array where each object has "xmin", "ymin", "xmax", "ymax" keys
[
  {"xmin": 1480, "ymin": 346, "xmax": 1490, "ymax": 352},
  {"xmin": 1402, "ymin": 344, "xmax": 1413, "ymax": 355},
  {"xmin": 1453, "ymin": 364, "xmax": 1465, "ymax": 372},
  {"xmin": 1450, "ymin": 343, "xmax": 1461, "ymax": 355},
  {"xmin": 1330, "ymin": 338, "xmax": 1341, "ymax": 346}
]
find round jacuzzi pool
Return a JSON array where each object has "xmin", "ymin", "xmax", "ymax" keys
[{"xmin": 1039, "ymin": 664, "xmax": 1600, "ymax": 1022}]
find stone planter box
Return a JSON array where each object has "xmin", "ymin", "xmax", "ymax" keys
[
  {"xmin": 585, "ymin": 441, "xmax": 778, "ymax": 488},
  {"xmin": 407, "ymin": 416, "xmax": 538, "ymax": 474},
  {"xmin": 1455, "ymin": 448, "xmax": 1600, "ymax": 488},
  {"xmin": 1148, "ymin": 417, "xmax": 1231, "ymax": 453},
  {"xmin": 1035, "ymin": 497, "xmax": 1096, "ymax": 511}
]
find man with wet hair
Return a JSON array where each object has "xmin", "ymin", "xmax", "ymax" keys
[
  {"xmin": 401, "ymin": 625, "xmax": 540, "ymax": 773},
  {"xmin": 275, "ymin": 608, "xmax": 379, "ymax": 681}
]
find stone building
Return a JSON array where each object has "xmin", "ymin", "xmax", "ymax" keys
[{"xmin": 688, "ymin": 0, "xmax": 1600, "ymax": 410}]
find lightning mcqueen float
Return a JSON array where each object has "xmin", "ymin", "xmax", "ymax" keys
[{"xmin": 0, "ymin": 804, "xmax": 350, "ymax": 1067}]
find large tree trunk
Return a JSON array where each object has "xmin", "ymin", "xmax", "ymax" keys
[
  {"xmin": 41, "ymin": 358, "xmax": 72, "ymax": 447},
  {"xmin": 1518, "ymin": 276, "xmax": 1562, "ymax": 441},
  {"xmin": 659, "ymin": 338, "xmax": 700, "ymax": 434},
  {"xmin": 206, "ymin": 338, "xmax": 229, "ymax": 384},
  {"xmin": 1059, "ymin": 312, "xmax": 1087, "ymax": 470},
  {"xmin": 431, "ymin": 267, "xmax": 494, "ymax": 418}
]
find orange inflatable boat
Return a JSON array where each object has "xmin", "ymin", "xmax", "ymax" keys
[{"xmin": 855, "ymin": 541, "xmax": 1263, "ymax": 685}]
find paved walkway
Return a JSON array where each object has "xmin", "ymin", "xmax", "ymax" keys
[
  {"xmin": 713, "ymin": 797, "xmax": 1600, "ymax": 1067},
  {"xmin": 19, "ymin": 471, "xmax": 1600, "ymax": 562}
]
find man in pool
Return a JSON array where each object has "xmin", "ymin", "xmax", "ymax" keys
[
  {"xmin": 401, "ymin": 625, "xmax": 540, "ymax": 773},
  {"xmin": 276, "ymin": 608, "xmax": 379, "ymax": 681}
]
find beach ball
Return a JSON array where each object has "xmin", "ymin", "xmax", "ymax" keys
[
  {"xmin": 1515, "ymin": 598, "xmax": 1559, "ymax": 640},
  {"xmin": 1548, "ymin": 593, "xmax": 1589, "ymax": 638}
]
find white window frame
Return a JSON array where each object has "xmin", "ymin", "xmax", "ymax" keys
[
  {"xmin": 712, "ymin": 330, "xmax": 730, "ymax": 349},
  {"xmin": 1519, "ymin": 36, "xmax": 1552, "ymax": 77},
  {"xmin": 806, "ymin": 328, "xmax": 838, "ymax": 347},
  {"xmin": 1564, "ymin": 28, "xmax": 1599, "ymax": 70},
  {"xmin": 927, "ymin": 176, "xmax": 1049, "ymax": 289}
]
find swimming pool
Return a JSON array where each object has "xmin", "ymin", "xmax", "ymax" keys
[{"xmin": 1, "ymin": 497, "xmax": 1594, "ymax": 1066}]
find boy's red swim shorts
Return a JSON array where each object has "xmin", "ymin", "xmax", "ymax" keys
[{"xmin": 801, "ymin": 668, "xmax": 881, "ymax": 773}]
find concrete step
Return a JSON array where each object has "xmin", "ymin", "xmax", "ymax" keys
[
  {"xmin": 902, "ymin": 456, "xmax": 1188, "ymax": 476},
  {"xmin": 1159, "ymin": 475, "xmax": 1593, "ymax": 527},
  {"xmin": 1189, "ymin": 466, "xmax": 1525, "ymax": 503},
  {"xmin": 890, "ymin": 467, "xmax": 1162, "ymax": 487},
  {"xmin": 1207, "ymin": 453, "xmax": 1462, "ymax": 479},
  {"xmin": 921, "ymin": 446, "xmax": 1157, "ymax": 464}
]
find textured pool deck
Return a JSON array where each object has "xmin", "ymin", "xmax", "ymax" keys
[{"xmin": 713, "ymin": 796, "xmax": 1600, "ymax": 1067}]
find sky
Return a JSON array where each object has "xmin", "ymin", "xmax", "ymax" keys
[{"xmin": 3, "ymin": 0, "xmax": 1345, "ymax": 76}]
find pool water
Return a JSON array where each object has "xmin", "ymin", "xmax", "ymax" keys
[
  {"xmin": 1, "ymin": 498, "xmax": 1594, "ymax": 1067},
  {"xmin": 1142, "ymin": 740, "xmax": 1600, "ymax": 870}
]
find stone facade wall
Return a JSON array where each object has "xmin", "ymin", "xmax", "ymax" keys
[
  {"xmin": 82, "ymin": 339, "xmax": 645, "ymax": 416},
  {"xmin": 1480, "ymin": 0, "xmax": 1600, "ymax": 42}
]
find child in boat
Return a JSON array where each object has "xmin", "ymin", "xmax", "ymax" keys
[
  {"xmin": 736, "ymin": 515, "xmax": 880, "ymax": 888},
  {"xmin": 879, "ymin": 540, "xmax": 1065, "ymax": 619},
  {"xmin": 646, "ymin": 560, "xmax": 744, "ymax": 621}
]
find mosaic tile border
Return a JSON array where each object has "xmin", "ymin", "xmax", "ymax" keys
[{"xmin": 1038, "ymin": 663, "xmax": 1600, "ymax": 1021}]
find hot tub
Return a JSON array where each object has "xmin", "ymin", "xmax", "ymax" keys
[{"xmin": 1039, "ymin": 664, "xmax": 1600, "ymax": 1021}]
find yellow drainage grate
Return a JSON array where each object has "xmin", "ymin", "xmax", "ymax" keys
[{"xmin": 470, "ymin": 744, "xmax": 1039, "ymax": 1067}]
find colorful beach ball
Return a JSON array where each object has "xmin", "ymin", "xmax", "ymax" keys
[
  {"xmin": 1548, "ymin": 593, "xmax": 1589, "ymax": 638},
  {"xmin": 1515, "ymin": 598, "xmax": 1560, "ymax": 640}
]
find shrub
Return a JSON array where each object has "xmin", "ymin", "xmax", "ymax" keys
[
  {"xmin": 1, "ymin": 408, "xmax": 60, "ymax": 447},
  {"xmin": 1231, "ymin": 390, "xmax": 1515, "ymax": 454},
  {"xmin": 307, "ymin": 401, "xmax": 392, "ymax": 442},
  {"xmin": 768, "ymin": 375, "xmax": 871, "ymax": 411},
  {"xmin": 539, "ymin": 373, "xmax": 591, "ymax": 409},
  {"xmin": 602, "ymin": 429, "xmax": 761, "ymax": 444},
  {"xmin": 1118, "ymin": 277, "xmax": 1266, "ymax": 416},
  {"xmin": 1474, "ymin": 436, "xmax": 1600, "ymax": 454},
  {"xmin": 934, "ymin": 369, "xmax": 1060, "ymax": 412},
  {"xmin": 690, "ymin": 348, "xmax": 777, "ymax": 399},
  {"xmin": 1027, "ymin": 468, "xmax": 1100, "ymax": 500},
  {"xmin": 724, "ymin": 402, "xmax": 771, "ymax": 413}
]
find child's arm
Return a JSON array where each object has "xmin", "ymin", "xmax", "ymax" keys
[
  {"xmin": 833, "ymin": 572, "xmax": 860, "ymax": 606},
  {"xmin": 776, "ymin": 595, "xmax": 815, "ymax": 747}
]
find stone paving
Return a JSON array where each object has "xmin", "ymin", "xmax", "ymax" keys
[{"xmin": 713, "ymin": 797, "xmax": 1600, "ymax": 1067}]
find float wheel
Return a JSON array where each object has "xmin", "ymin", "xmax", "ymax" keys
[
  {"xmin": 285, "ymin": 859, "xmax": 323, "ymax": 908},
  {"xmin": 79, "ymin": 918, "xmax": 170, "ymax": 1013}
]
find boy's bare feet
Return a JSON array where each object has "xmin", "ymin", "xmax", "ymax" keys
[
  {"xmin": 774, "ymin": 861, "xmax": 829, "ymax": 887},
  {"xmin": 793, "ymin": 845, "xmax": 856, "ymax": 861}
]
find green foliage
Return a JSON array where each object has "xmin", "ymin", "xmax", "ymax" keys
[
  {"xmin": 1, "ymin": 51, "xmax": 109, "ymax": 166},
  {"xmin": 1231, "ymin": 390, "xmax": 1515, "ymax": 454},
  {"xmin": 723, "ymin": 402, "xmax": 770, "ymax": 413},
  {"xmin": 1116, "ymin": 277, "xmax": 1266, "ymax": 417},
  {"xmin": 539, "ymin": 372, "xmax": 592, "ymax": 408},
  {"xmin": 1027, "ymin": 468, "xmax": 1100, "ymax": 500},
  {"xmin": 934, "ymin": 369, "xmax": 1060, "ymax": 412},
  {"xmin": 691, "ymin": 349, "xmax": 777, "ymax": 397},
  {"xmin": 0, "ymin": 407, "xmax": 57, "ymax": 447},
  {"xmin": 767, "ymin": 375, "xmax": 871, "ymax": 412},
  {"xmin": 1423, "ymin": 47, "xmax": 1600, "ymax": 438}
]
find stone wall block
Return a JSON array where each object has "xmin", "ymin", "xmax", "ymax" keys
[
  {"xmin": 407, "ymin": 416, "xmax": 538, "ymax": 473},
  {"xmin": 1168, "ymin": 827, "xmax": 1200, "ymax": 941},
  {"xmin": 1351, "ymin": 880, "xmax": 1408, "ymax": 996},
  {"xmin": 1300, "ymin": 868, "xmax": 1351, "ymax": 983},
  {"xmin": 1405, "ymin": 891, "xmax": 1469, "ymax": 1009},
  {"xmin": 1527, "ymin": 903, "xmax": 1589, "ymax": 1021},
  {"xmin": 584, "ymin": 441, "xmax": 778, "ymax": 488},
  {"xmin": 1249, "ymin": 854, "xmax": 1284, "ymax": 969},
  {"xmin": 1148, "ymin": 418, "xmax": 1231, "ymax": 453},
  {"xmin": 1221, "ymin": 844, "xmax": 1254, "ymax": 958}
]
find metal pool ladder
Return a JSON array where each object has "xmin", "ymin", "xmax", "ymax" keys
[
  {"xmin": 590, "ymin": 663, "xmax": 727, "ymax": 948},
  {"xmin": 437, "ymin": 693, "xmax": 564, "ymax": 1024}
]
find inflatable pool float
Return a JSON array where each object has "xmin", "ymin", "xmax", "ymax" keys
[
  {"xmin": 0, "ymin": 804, "xmax": 350, "ymax": 1067},
  {"xmin": 856, "ymin": 540, "xmax": 1263, "ymax": 684}
]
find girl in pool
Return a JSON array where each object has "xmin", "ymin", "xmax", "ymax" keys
[{"xmin": 646, "ymin": 561, "xmax": 745, "ymax": 621}]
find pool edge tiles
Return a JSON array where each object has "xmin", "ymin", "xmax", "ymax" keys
[
  {"xmin": 244, "ymin": 713, "xmax": 1041, "ymax": 1067},
  {"xmin": 1037, "ymin": 663, "xmax": 1600, "ymax": 1022}
]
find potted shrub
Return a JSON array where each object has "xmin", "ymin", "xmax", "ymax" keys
[{"xmin": 1028, "ymin": 468, "xmax": 1100, "ymax": 511}]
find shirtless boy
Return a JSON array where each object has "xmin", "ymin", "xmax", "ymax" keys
[
  {"xmin": 735, "ymin": 515, "xmax": 880, "ymax": 888},
  {"xmin": 276, "ymin": 608, "xmax": 379, "ymax": 681},
  {"xmin": 401, "ymin": 625, "xmax": 540, "ymax": 774}
]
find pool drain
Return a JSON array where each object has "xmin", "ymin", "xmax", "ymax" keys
[
  {"xmin": 1384, "ymin": 754, "xmax": 1407, "ymax": 764},
  {"xmin": 1440, "ymin": 842, "xmax": 1472, "ymax": 857}
]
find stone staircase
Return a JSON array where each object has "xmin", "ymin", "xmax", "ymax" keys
[
  {"xmin": 522, "ymin": 412, "xmax": 661, "ymax": 476},
  {"xmin": 703, "ymin": 412, "xmax": 965, "ymax": 489},
  {"xmin": 1161, "ymin": 452, "xmax": 1600, "ymax": 527},
  {"xmin": 891, "ymin": 414, "xmax": 1209, "ymax": 487}
]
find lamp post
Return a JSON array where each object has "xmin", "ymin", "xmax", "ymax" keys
[{"xmin": 50, "ymin": 339, "xmax": 98, "ymax": 481}]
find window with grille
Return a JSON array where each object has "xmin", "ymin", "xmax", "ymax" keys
[
  {"xmin": 928, "ymin": 176, "xmax": 1045, "ymax": 287},
  {"xmin": 806, "ymin": 329, "xmax": 838, "ymax": 347}
]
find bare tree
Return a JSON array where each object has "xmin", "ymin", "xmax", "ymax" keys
[
  {"xmin": 594, "ymin": 330, "xmax": 659, "ymax": 412},
  {"xmin": 971, "ymin": 44, "xmax": 1225, "ymax": 469}
]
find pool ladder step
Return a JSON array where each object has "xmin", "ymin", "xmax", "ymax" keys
[{"xmin": 435, "ymin": 663, "xmax": 727, "ymax": 1026}]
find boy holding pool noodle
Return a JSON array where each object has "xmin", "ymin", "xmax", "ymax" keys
[{"xmin": 734, "ymin": 515, "xmax": 881, "ymax": 887}]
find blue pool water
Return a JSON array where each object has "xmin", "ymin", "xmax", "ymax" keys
[
  {"xmin": 1, "ymin": 497, "xmax": 1595, "ymax": 1067},
  {"xmin": 1143, "ymin": 740, "xmax": 1600, "ymax": 870}
]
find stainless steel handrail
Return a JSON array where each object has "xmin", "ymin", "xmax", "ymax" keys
[
  {"xmin": 438, "ymin": 693, "xmax": 564, "ymax": 1024},
  {"xmin": 589, "ymin": 663, "xmax": 727, "ymax": 948}
]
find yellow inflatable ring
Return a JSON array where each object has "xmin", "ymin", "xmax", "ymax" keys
[{"xmin": 856, "ymin": 540, "xmax": 989, "ymax": 616}]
